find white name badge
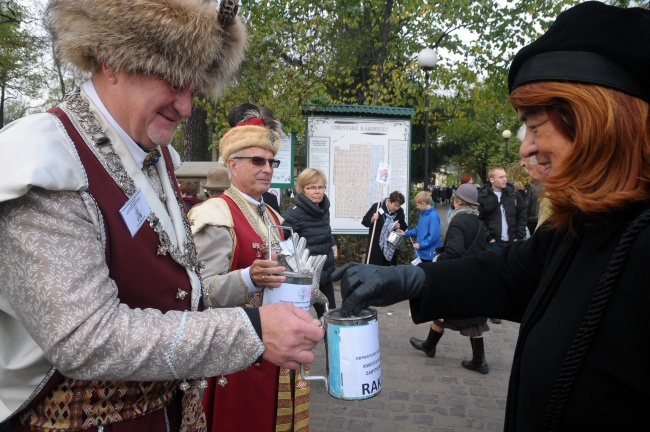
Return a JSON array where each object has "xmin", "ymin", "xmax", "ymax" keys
[
  {"xmin": 411, "ymin": 256, "xmax": 422, "ymax": 266},
  {"xmin": 378, "ymin": 208, "xmax": 385, "ymax": 215},
  {"xmin": 119, "ymin": 189, "xmax": 151, "ymax": 237}
]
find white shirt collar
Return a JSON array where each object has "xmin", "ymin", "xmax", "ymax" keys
[
  {"xmin": 235, "ymin": 186, "xmax": 264, "ymax": 206},
  {"xmin": 82, "ymin": 80, "xmax": 154, "ymax": 168}
]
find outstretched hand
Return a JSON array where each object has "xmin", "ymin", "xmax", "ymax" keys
[
  {"xmin": 260, "ymin": 303, "xmax": 325, "ymax": 369},
  {"xmin": 330, "ymin": 263, "xmax": 428, "ymax": 316}
]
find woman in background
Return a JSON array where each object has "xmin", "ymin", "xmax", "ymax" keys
[
  {"xmin": 282, "ymin": 168, "xmax": 337, "ymax": 317},
  {"xmin": 410, "ymin": 184, "xmax": 490, "ymax": 373},
  {"xmin": 362, "ymin": 190, "xmax": 406, "ymax": 266}
]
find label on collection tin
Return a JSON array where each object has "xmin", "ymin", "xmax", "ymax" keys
[{"xmin": 328, "ymin": 319, "xmax": 382, "ymax": 399}]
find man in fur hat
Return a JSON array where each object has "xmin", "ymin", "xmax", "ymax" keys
[
  {"xmin": 0, "ymin": 1, "xmax": 324, "ymax": 431},
  {"xmin": 188, "ymin": 104, "xmax": 315, "ymax": 431}
]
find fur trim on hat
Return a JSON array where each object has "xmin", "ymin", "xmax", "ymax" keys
[
  {"xmin": 220, "ymin": 125, "xmax": 281, "ymax": 162},
  {"xmin": 46, "ymin": 0, "xmax": 247, "ymax": 96}
]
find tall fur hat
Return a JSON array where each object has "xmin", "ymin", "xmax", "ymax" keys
[
  {"xmin": 220, "ymin": 104, "xmax": 283, "ymax": 161},
  {"xmin": 45, "ymin": 0, "xmax": 247, "ymax": 96},
  {"xmin": 220, "ymin": 126, "xmax": 281, "ymax": 162}
]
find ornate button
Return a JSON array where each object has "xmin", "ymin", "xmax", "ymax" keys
[{"xmin": 176, "ymin": 288, "xmax": 188, "ymax": 300}]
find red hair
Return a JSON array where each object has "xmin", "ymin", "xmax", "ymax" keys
[
  {"xmin": 510, "ymin": 82, "xmax": 650, "ymax": 228},
  {"xmin": 460, "ymin": 173, "xmax": 473, "ymax": 184}
]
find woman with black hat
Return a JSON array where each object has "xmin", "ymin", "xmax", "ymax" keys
[
  {"xmin": 332, "ymin": 2, "xmax": 650, "ymax": 429},
  {"xmin": 409, "ymin": 184, "xmax": 490, "ymax": 373}
]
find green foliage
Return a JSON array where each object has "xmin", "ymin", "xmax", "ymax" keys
[
  {"xmin": 0, "ymin": 0, "xmax": 47, "ymax": 127},
  {"xmin": 606, "ymin": 0, "xmax": 649, "ymax": 8},
  {"xmin": 2, "ymin": 0, "xmax": 584, "ymax": 172},
  {"xmin": 334, "ymin": 234, "xmax": 416, "ymax": 267},
  {"xmin": 204, "ymin": 0, "xmax": 579, "ymax": 175}
]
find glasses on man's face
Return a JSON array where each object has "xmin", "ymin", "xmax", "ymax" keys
[
  {"xmin": 305, "ymin": 186, "xmax": 327, "ymax": 192},
  {"xmin": 233, "ymin": 156, "xmax": 280, "ymax": 168}
]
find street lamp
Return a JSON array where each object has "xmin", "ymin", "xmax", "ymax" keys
[
  {"xmin": 418, "ymin": 48, "xmax": 437, "ymax": 191},
  {"xmin": 502, "ymin": 129, "xmax": 512, "ymax": 165}
]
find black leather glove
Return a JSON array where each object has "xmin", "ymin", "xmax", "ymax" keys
[{"xmin": 330, "ymin": 263, "xmax": 427, "ymax": 316}]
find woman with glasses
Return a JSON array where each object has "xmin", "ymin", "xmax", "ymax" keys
[{"xmin": 282, "ymin": 168, "xmax": 337, "ymax": 317}]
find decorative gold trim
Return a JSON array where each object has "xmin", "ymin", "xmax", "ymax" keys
[
  {"xmin": 223, "ymin": 187, "xmax": 282, "ymax": 255},
  {"xmin": 63, "ymin": 89, "xmax": 199, "ymax": 273}
]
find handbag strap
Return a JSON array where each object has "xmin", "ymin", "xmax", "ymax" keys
[{"xmin": 464, "ymin": 218, "xmax": 483, "ymax": 256}]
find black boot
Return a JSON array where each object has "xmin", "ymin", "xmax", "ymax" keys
[
  {"xmin": 461, "ymin": 337, "xmax": 489, "ymax": 374},
  {"xmin": 409, "ymin": 327, "xmax": 443, "ymax": 358}
]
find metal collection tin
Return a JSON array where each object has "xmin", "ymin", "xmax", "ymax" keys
[{"xmin": 303, "ymin": 308, "xmax": 382, "ymax": 400}]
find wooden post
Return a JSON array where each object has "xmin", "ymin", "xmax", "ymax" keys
[{"xmin": 366, "ymin": 185, "xmax": 385, "ymax": 264}]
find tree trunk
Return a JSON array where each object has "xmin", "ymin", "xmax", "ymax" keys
[
  {"xmin": 52, "ymin": 44, "xmax": 66, "ymax": 99},
  {"xmin": 0, "ymin": 82, "xmax": 5, "ymax": 128},
  {"xmin": 182, "ymin": 102, "xmax": 210, "ymax": 161}
]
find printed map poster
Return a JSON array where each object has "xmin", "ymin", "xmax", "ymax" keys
[{"xmin": 306, "ymin": 116, "xmax": 411, "ymax": 234}]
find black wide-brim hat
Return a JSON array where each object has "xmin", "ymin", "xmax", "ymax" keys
[{"xmin": 509, "ymin": 1, "xmax": 650, "ymax": 102}]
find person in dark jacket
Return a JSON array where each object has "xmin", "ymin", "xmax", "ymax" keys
[
  {"xmin": 332, "ymin": 3, "xmax": 650, "ymax": 430},
  {"xmin": 361, "ymin": 191, "xmax": 406, "ymax": 266},
  {"xmin": 262, "ymin": 191, "xmax": 281, "ymax": 213},
  {"xmin": 478, "ymin": 167, "xmax": 528, "ymax": 251},
  {"xmin": 409, "ymin": 184, "xmax": 490, "ymax": 373},
  {"xmin": 479, "ymin": 168, "xmax": 528, "ymax": 323},
  {"xmin": 520, "ymin": 156, "xmax": 544, "ymax": 236},
  {"xmin": 282, "ymin": 168, "xmax": 337, "ymax": 317}
]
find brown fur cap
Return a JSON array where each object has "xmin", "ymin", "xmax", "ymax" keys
[
  {"xmin": 220, "ymin": 126, "xmax": 281, "ymax": 162},
  {"xmin": 45, "ymin": 0, "xmax": 247, "ymax": 96}
]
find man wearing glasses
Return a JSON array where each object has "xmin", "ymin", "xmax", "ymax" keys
[
  {"xmin": 188, "ymin": 105, "xmax": 312, "ymax": 431},
  {"xmin": 0, "ymin": 1, "xmax": 326, "ymax": 430}
]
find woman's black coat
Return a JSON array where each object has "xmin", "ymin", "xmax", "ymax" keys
[
  {"xmin": 361, "ymin": 199, "xmax": 406, "ymax": 266},
  {"xmin": 410, "ymin": 202, "xmax": 650, "ymax": 430},
  {"xmin": 282, "ymin": 193, "xmax": 336, "ymax": 283},
  {"xmin": 436, "ymin": 210, "xmax": 489, "ymax": 328},
  {"xmin": 436, "ymin": 212, "xmax": 488, "ymax": 262}
]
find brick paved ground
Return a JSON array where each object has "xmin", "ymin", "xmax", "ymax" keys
[
  {"xmin": 309, "ymin": 289, "xmax": 518, "ymax": 432},
  {"xmin": 309, "ymin": 205, "xmax": 518, "ymax": 432}
]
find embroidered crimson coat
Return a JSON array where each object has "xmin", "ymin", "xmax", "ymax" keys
[
  {"xmin": 190, "ymin": 187, "xmax": 311, "ymax": 432},
  {"xmin": 0, "ymin": 85, "xmax": 264, "ymax": 429}
]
